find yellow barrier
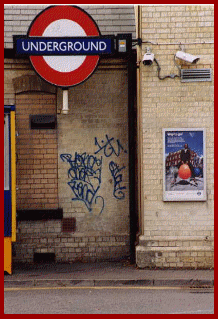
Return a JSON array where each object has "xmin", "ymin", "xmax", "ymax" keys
[
  {"xmin": 11, "ymin": 111, "xmax": 16, "ymax": 242},
  {"xmin": 4, "ymin": 237, "xmax": 12, "ymax": 275}
]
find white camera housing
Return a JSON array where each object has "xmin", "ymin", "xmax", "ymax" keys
[
  {"xmin": 142, "ymin": 52, "xmax": 155, "ymax": 66},
  {"xmin": 175, "ymin": 51, "xmax": 200, "ymax": 64}
]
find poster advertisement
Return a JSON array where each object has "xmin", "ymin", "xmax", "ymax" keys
[{"xmin": 163, "ymin": 128, "xmax": 206, "ymax": 201}]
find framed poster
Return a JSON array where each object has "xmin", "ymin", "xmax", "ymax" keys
[{"xmin": 163, "ymin": 128, "xmax": 206, "ymax": 201}]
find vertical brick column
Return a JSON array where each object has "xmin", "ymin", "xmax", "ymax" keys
[{"xmin": 16, "ymin": 93, "xmax": 58, "ymax": 210}]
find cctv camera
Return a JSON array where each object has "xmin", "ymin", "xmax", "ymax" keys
[
  {"xmin": 142, "ymin": 52, "xmax": 155, "ymax": 66},
  {"xmin": 175, "ymin": 51, "xmax": 200, "ymax": 64}
]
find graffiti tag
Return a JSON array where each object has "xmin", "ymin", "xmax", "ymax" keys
[
  {"xmin": 60, "ymin": 153, "xmax": 104, "ymax": 214},
  {"xmin": 109, "ymin": 161, "xmax": 126, "ymax": 200},
  {"xmin": 94, "ymin": 134, "xmax": 127, "ymax": 157}
]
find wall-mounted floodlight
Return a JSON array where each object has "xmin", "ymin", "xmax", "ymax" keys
[
  {"xmin": 142, "ymin": 47, "xmax": 154, "ymax": 66},
  {"xmin": 175, "ymin": 51, "xmax": 200, "ymax": 64}
]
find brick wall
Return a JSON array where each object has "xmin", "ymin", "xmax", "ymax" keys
[
  {"xmin": 15, "ymin": 92, "xmax": 58, "ymax": 210},
  {"xmin": 4, "ymin": 5, "xmax": 135, "ymax": 264},
  {"xmin": 136, "ymin": 5, "xmax": 214, "ymax": 269},
  {"xmin": 4, "ymin": 58, "xmax": 34, "ymax": 105},
  {"xmin": 14, "ymin": 221, "xmax": 130, "ymax": 263},
  {"xmin": 5, "ymin": 57, "xmax": 131, "ymax": 263},
  {"xmin": 57, "ymin": 58, "xmax": 130, "ymax": 249}
]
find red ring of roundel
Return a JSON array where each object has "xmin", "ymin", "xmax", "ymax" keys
[{"xmin": 28, "ymin": 6, "xmax": 100, "ymax": 87}]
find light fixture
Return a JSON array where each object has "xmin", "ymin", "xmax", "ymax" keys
[
  {"xmin": 142, "ymin": 47, "xmax": 154, "ymax": 66},
  {"xmin": 175, "ymin": 50, "xmax": 200, "ymax": 64}
]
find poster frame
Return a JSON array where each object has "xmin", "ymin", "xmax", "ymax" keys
[{"xmin": 163, "ymin": 128, "xmax": 206, "ymax": 201}]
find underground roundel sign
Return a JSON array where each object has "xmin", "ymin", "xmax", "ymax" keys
[{"xmin": 16, "ymin": 6, "xmax": 114, "ymax": 87}]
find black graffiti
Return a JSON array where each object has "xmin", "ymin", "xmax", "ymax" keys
[
  {"xmin": 94, "ymin": 134, "xmax": 127, "ymax": 157},
  {"xmin": 60, "ymin": 153, "xmax": 104, "ymax": 214},
  {"xmin": 109, "ymin": 161, "xmax": 126, "ymax": 200}
]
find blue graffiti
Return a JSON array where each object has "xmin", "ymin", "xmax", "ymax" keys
[
  {"xmin": 94, "ymin": 134, "xmax": 127, "ymax": 157},
  {"xmin": 109, "ymin": 161, "xmax": 126, "ymax": 200},
  {"xmin": 60, "ymin": 153, "xmax": 104, "ymax": 214}
]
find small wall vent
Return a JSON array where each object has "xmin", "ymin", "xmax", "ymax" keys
[
  {"xmin": 62, "ymin": 218, "xmax": 76, "ymax": 233},
  {"xmin": 34, "ymin": 253, "xmax": 55, "ymax": 264},
  {"xmin": 30, "ymin": 114, "xmax": 56, "ymax": 129},
  {"xmin": 181, "ymin": 68, "xmax": 212, "ymax": 82}
]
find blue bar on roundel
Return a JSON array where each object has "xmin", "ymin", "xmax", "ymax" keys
[{"xmin": 15, "ymin": 37, "xmax": 114, "ymax": 55}]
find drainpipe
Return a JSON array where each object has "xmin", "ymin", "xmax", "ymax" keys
[{"xmin": 135, "ymin": 5, "xmax": 144, "ymax": 237}]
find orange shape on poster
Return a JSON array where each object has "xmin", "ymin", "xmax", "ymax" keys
[{"xmin": 178, "ymin": 164, "xmax": 191, "ymax": 180}]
